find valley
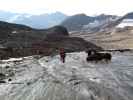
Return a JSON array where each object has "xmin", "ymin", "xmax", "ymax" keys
[{"xmin": 1, "ymin": 9, "xmax": 133, "ymax": 100}]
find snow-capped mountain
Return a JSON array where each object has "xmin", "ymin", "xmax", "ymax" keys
[
  {"xmin": 83, "ymin": 16, "xmax": 118, "ymax": 30},
  {"xmin": 0, "ymin": 10, "xmax": 18, "ymax": 21},
  {"xmin": 11, "ymin": 12, "xmax": 67, "ymax": 29},
  {"xmin": 61, "ymin": 12, "xmax": 133, "ymax": 33},
  {"xmin": 0, "ymin": 11, "xmax": 67, "ymax": 29},
  {"xmin": 61, "ymin": 14, "xmax": 118, "ymax": 32},
  {"xmin": 7, "ymin": 14, "xmax": 32, "ymax": 22}
]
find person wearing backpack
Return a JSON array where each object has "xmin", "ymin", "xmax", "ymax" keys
[{"xmin": 59, "ymin": 48, "xmax": 66, "ymax": 63}]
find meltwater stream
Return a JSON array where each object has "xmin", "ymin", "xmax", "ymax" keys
[{"xmin": 0, "ymin": 52, "xmax": 133, "ymax": 100}]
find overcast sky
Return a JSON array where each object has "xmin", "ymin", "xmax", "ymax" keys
[{"xmin": 0, "ymin": 0, "xmax": 133, "ymax": 15}]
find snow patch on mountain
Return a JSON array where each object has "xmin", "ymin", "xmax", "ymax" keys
[
  {"xmin": 82, "ymin": 17, "xmax": 118, "ymax": 31},
  {"xmin": 83, "ymin": 20, "xmax": 102, "ymax": 29},
  {"xmin": 117, "ymin": 19, "xmax": 133, "ymax": 28}
]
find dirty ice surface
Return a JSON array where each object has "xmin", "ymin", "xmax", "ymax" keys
[{"xmin": 0, "ymin": 52, "xmax": 133, "ymax": 100}]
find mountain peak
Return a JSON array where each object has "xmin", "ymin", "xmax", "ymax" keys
[{"xmin": 72, "ymin": 13, "xmax": 88, "ymax": 17}]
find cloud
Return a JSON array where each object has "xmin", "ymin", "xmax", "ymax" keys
[{"xmin": 0, "ymin": 0, "xmax": 132, "ymax": 15}]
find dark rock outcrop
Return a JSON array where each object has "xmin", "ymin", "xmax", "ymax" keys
[
  {"xmin": 0, "ymin": 73, "xmax": 6, "ymax": 80},
  {"xmin": 44, "ymin": 26, "xmax": 69, "ymax": 38},
  {"xmin": 61, "ymin": 14, "xmax": 94, "ymax": 31}
]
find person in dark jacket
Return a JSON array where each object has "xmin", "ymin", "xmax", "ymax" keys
[{"xmin": 59, "ymin": 48, "xmax": 66, "ymax": 63}]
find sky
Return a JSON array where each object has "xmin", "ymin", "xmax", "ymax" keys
[{"xmin": 0, "ymin": 0, "xmax": 133, "ymax": 16}]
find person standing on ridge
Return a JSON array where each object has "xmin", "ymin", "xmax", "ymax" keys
[{"xmin": 59, "ymin": 48, "xmax": 66, "ymax": 63}]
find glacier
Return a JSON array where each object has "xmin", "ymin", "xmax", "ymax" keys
[{"xmin": 0, "ymin": 52, "xmax": 133, "ymax": 100}]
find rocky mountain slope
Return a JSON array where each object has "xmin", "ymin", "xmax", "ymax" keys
[
  {"xmin": 69, "ymin": 12, "xmax": 133, "ymax": 49},
  {"xmin": 61, "ymin": 14, "xmax": 118, "ymax": 32},
  {"xmin": 61, "ymin": 14, "xmax": 95, "ymax": 31},
  {"xmin": 0, "ymin": 21, "xmax": 32, "ymax": 39},
  {"xmin": 0, "ymin": 21, "xmax": 101, "ymax": 59}
]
